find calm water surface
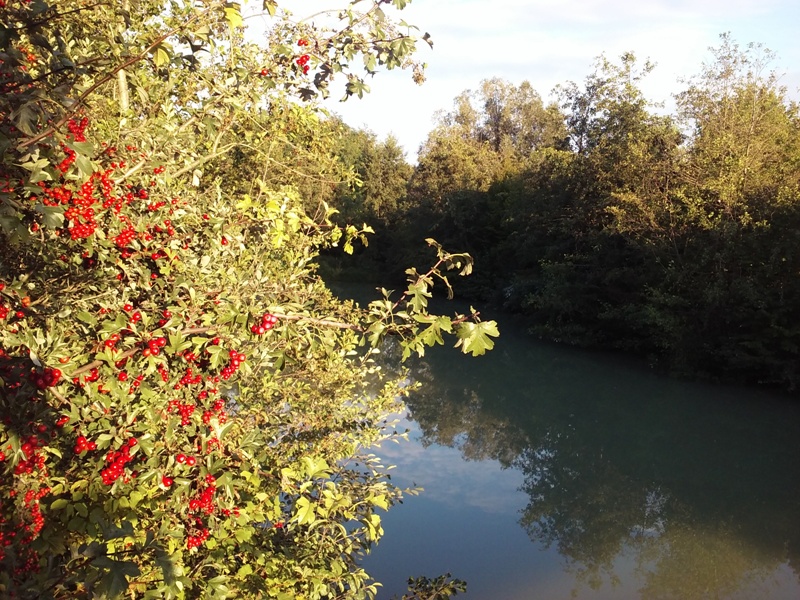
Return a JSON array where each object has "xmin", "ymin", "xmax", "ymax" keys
[{"xmin": 340, "ymin": 288, "xmax": 800, "ymax": 600}]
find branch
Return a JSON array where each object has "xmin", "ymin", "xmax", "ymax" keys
[
  {"xmin": 170, "ymin": 144, "xmax": 238, "ymax": 180},
  {"xmin": 279, "ymin": 313, "xmax": 363, "ymax": 332}
]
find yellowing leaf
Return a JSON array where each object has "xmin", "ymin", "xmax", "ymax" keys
[
  {"xmin": 263, "ymin": 0, "xmax": 278, "ymax": 16},
  {"xmin": 153, "ymin": 46, "xmax": 170, "ymax": 68},
  {"xmin": 224, "ymin": 6, "xmax": 243, "ymax": 29}
]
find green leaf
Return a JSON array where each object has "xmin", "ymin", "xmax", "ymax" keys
[
  {"xmin": 95, "ymin": 558, "xmax": 141, "ymax": 599},
  {"xmin": 234, "ymin": 527, "xmax": 253, "ymax": 543},
  {"xmin": 302, "ymin": 456, "xmax": 330, "ymax": 479},
  {"xmin": 237, "ymin": 564, "xmax": 253, "ymax": 578},
  {"xmin": 50, "ymin": 498, "xmax": 69, "ymax": 511},
  {"xmin": 77, "ymin": 311, "xmax": 98, "ymax": 326},
  {"xmin": 154, "ymin": 547, "xmax": 179, "ymax": 586},
  {"xmin": 69, "ymin": 141, "xmax": 96, "ymax": 156},
  {"xmin": 294, "ymin": 497, "xmax": 315, "ymax": 525},
  {"xmin": 235, "ymin": 194, "xmax": 253, "ymax": 211},
  {"xmin": 371, "ymin": 494, "xmax": 389, "ymax": 510},
  {"xmin": 34, "ymin": 204, "xmax": 65, "ymax": 229},
  {"xmin": 407, "ymin": 281, "xmax": 431, "ymax": 312},
  {"xmin": 455, "ymin": 320, "xmax": 500, "ymax": 357}
]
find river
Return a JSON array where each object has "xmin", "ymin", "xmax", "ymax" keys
[{"xmin": 339, "ymin": 288, "xmax": 800, "ymax": 600}]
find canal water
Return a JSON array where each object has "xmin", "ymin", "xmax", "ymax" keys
[{"xmin": 347, "ymin": 293, "xmax": 800, "ymax": 599}]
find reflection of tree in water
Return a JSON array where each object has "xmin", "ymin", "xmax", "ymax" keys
[
  {"xmin": 516, "ymin": 442, "xmax": 647, "ymax": 591},
  {"xmin": 635, "ymin": 521, "xmax": 781, "ymax": 600},
  {"xmin": 400, "ymin": 343, "xmax": 800, "ymax": 599},
  {"xmin": 404, "ymin": 361, "xmax": 527, "ymax": 467}
]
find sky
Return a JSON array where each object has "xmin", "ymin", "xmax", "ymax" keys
[{"xmin": 274, "ymin": 0, "xmax": 800, "ymax": 160}]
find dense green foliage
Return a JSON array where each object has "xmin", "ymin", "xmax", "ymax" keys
[
  {"xmin": 0, "ymin": 1, "xmax": 493, "ymax": 598},
  {"xmin": 337, "ymin": 36, "xmax": 800, "ymax": 391}
]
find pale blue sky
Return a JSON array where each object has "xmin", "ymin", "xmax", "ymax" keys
[{"xmin": 277, "ymin": 0, "xmax": 800, "ymax": 159}]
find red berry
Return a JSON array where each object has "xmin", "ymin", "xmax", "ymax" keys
[{"xmin": 162, "ymin": 476, "xmax": 173, "ymax": 487}]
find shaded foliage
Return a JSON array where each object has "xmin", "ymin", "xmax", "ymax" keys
[{"xmin": 337, "ymin": 39, "xmax": 800, "ymax": 391}]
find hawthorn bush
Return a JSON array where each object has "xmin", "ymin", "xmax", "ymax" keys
[{"xmin": 0, "ymin": 1, "xmax": 495, "ymax": 598}]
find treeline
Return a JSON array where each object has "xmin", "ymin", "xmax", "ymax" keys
[{"xmin": 326, "ymin": 35, "xmax": 800, "ymax": 391}]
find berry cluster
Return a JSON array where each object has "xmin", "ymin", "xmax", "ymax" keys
[
  {"xmin": 21, "ymin": 488, "xmax": 48, "ymax": 539},
  {"xmin": 220, "ymin": 350, "xmax": 246, "ymax": 380},
  {"xmin": 74, "ymin": 435, "xmax": 97, "ymax": 454},
  {"xmin": 168, "ymin": 399, "xmax": 196, "ymax": 426},
  {"xmin": 73, "ymin": 367, "xmax": 99, "ymax": 386},
  {"xmin": 104, "ymin": 332, "xmax": 121, "ymax": 349},
  {"xmin": 127, "ymin": 373, "xmax": 146, "ymax": 392},
  {"xmin": 188, "ymin": 477, "xmax": 217, "ymax": 514},
  {"xmin": 114, "ymin": 225, "xmax": 136, "ymax": 248},
  {"xmin": 296, "ymin": 54, "xmax": 310, "ymax": 74},
  {"xmin": 251, "ymin": 313, "xmax": 278, "ymax": 335},
  {"xmin": 100, "ymin": 438, "xmax": 138, "ymax": 485},
  {"xmin": 62, "ymin": 177, "xmax": 100, "ymax": 239},
  {"xmin": 31, "ymin": 367, "xmax": 61, "ymax": 390},
  {"xmin": 158, "ymin": 309, "xmax": 173, "ymax": 327},
  {"xmin": 0, "ymin": 485, "xmax": 50, "ymax": 566},
  {"xmin": 56, "ymin": 144, "xmax": 77, "ymax": 174},
  {"xmin": 201, "ymin": 398, "xmax": 227, "ymax": 425},
  {"xmin": 66, "ymin": 117, "xmax": 88, "ymax": 142},
  {"xmin": 156, "ymin": 362, "xmax": 169, "ymax": 382},
  {"xmin": 143, "ymin": 336, "xmax": 167, "ymax": 357},
  {"xmin": 186, "ymin": 517, "xmax": 210, "ymax": 549},
  {"xmin": 175, "ymin": 453, "xmax": 197, "ymax": 466},
  {"xmin": 174, "ymin": 365, "xmax": 202, "ymax": 389},
  {"xmin": 14, "ymin": 435, "xmax": 46, "ymax": 475}
]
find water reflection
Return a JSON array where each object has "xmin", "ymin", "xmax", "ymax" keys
[{"xmin": 387, "ymin": 319, "xmax": 800, "ymax": 599}]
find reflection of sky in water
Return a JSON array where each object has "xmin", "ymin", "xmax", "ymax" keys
[{"xmin": 372, "ymin": 412, "xmax": 525, "ymax": 514}]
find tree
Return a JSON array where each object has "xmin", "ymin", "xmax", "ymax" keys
[
  {"xmin": 334, "ymin": 126, "xmax": 413, "ymax": 225},
  {"xmin": 0, "ymin": 1, "xmax": 494, "ymax": 597}
]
